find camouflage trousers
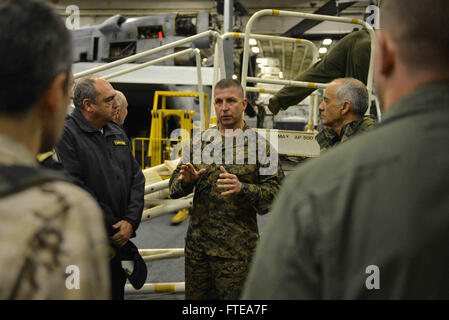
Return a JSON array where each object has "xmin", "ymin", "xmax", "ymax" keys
[{"xmin": 185, "ymin": 248, "xmax": 250, "ymax": 300}]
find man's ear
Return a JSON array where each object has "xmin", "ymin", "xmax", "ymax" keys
[
  {"xmin": 40, "ymin": 73, "xmax": 67, "ymax": 120},
  {"xmin": 83, "ymin": 98, "xmax": 94, "ymax": 112},
  {"xmin": 376, "ymin": 31, "xmax": 395, "ymax": 77},
  {"xmin": 242, "ymin": 98, "xmax": 248, "ymax": 113},
  {"xmin": 340, "ymin": 101, "xmax": 351, "ymax": 116}
]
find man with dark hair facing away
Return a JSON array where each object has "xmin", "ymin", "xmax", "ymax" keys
[
  {"xmin": 243, "ymin": 0, "xmax": 449, "ymax": 299},
  {"xmin": 0, "ymin": 0, "xmax": 110, "ymax": 299}
]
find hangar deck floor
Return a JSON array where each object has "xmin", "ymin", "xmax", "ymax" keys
[{"xmin": 125, "ymin": 209, "xmax": 270, "ymax": 300}]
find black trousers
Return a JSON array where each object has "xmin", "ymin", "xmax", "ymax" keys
[{"xmin": 110, "ymin": 255, "xmax": 127, "ymax": 300}]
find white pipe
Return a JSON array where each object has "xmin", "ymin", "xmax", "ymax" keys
[
  {"xmin": 212, "ymin": 41, "xmax": 220, "ymax": 126},
  {"xmin": 139, "ymin": 248, "xmax": 184, "ymax": 256},
  {"xmin": 142, "ymin": 158, "xmax": 181, "ymax": 175},
  {"xmin": 125, "ymin": 282, "xmax": 185, "ymax": 294},
  {"xmin": 141, "ymin": 197, "xmax": 192, "ymax": 222},
  {"xmin": 194, "ymin": 48, "xmax": 206, "ymax": 131},
  {"xmin": 313, "ymin": 90, "xmax": 319, "ymax": 128},
  {"xmin": 246, "ymin": 76, "xmax": 328, "ymax": 89},
  {"xmin": 144, "ymin": 179, "xmax": 170, "ymax": 195},
  {"xmin": 139, "ymin": 248, "xmax": 184, "ymax": 262},
  {"xmin": 217, "ymin": 37, "xmax": 226, "ymax": 83},
  {"xmin": 102, "ymin": 48, "xmax": 195, "ymax": 80},
  {"xmin": 74, "ymin": 30, "xmax": 219, "ymax": 79},
  {"xmin": 246, "ymin": 87, "xmax": 278, "ymax": 94},
  {"xmin": 210, "ymin": 37, "xmax": 225, "ymax": 127},
  {"xmin": 308, "ymin": 93, "xmax": 315, "ymax": 132}
]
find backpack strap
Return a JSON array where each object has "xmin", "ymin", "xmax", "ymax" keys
[{"xmin": 0, "ymin": 165, "xmax": 71, "ymax": 198}]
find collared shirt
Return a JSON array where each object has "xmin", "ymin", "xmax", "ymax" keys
[
  {"xmin": 243, "ymin": 82, "xmax": 449, "ymax": 299},
  {"xmin": 0, "ymin": 134, "xmax": 110, "ymax": 299},
  {"xmin": 315, "ymin": 116, "xmax": 376, "ymax": 152},
  {"xmin": 169, "ymin": 123, "xmax": 284, "ymax": 260}
]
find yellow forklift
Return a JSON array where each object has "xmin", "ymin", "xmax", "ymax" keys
[{"xmin": 133, "ymin": 90, "xmax": 209, "ymax": 224}]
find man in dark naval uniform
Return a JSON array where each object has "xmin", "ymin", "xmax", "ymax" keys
[{"xmin": 56, "ymin": 76, "xmax": 145, "ymax": 299}]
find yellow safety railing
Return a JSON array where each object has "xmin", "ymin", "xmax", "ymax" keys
[
  {"xmin": 146, "ymin": 90, "xmax": 209, "ymax": 168},
  {"xmin": 240, "ymin": 9, "xmax": 380, "ymax": 121}
]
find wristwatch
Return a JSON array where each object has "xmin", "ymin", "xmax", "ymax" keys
[{"xmin": 240, "ymin": 182, "xmax": 249, "ymax": 194}]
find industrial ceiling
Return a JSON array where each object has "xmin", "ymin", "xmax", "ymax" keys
[{"xmin": 48, "ymin": 0, "xmax": 374, "ymax": 80}]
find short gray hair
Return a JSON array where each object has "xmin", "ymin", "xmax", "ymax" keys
[
  {"xmin": 73, "ymin": 77, "xmax": 97, "ymax": 109},
  {"xmin": 334, "ymin": 78, "xmax": 369, "ymax": 117},
  {"xmin": 115, "ymin": 91, "xmax": 125, "ymax": 110}
]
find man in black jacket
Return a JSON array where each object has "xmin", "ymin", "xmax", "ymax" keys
[{"xmin": 56, "ymin": 76, "xmax": 145, "ymax": 299}]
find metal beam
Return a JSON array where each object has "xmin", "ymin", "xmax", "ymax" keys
[
  {"xmin": 216, "ymin": 0, "xmax": 248, "ymax": 16},
  {"xmin": 282, "ymin": 0, "xmax": 356, "ymax": 37}
]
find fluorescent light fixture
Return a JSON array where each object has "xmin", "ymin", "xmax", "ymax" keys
[
  {"xmin": 323, "ymin": 38, "xmax": 332, "ymax": 45},
  {"xmin": 279, "ymin": 71, "xmax": 284, "ymax": 79},
  {"xmin": 319, "ymin": 47, "xmax": 328, "ymax": 54},
  {"xmin": 256, "ymin": 58, "xmax": 268, "ymax": 65},
  {"xmin": 249, "ymin": 38, "xmax": 257, "ymax": 46},
  {"xmin": 251, "ymin": 46, "xmax": 260, "ymax": 54},
  {"xmin": 232, "ymin": 74, "xmax": 238, "ymax": 80}
]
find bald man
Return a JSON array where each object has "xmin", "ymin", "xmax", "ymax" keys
[{"xmin": 113, "ymin": 90, "xmax": 128, "ymax": 127}]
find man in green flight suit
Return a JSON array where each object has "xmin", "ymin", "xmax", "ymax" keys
[
  {"xmin": 169, "ymin": 79, "xmax": 284, "ymax": 299},
  {"xmin": 242, "ymin": 0, "xmax": 449, "ymax": 299},
  {"xmin": 268, "ymin": 29, "xmax": 371, "ymax": 115},
  {"xmin": 315, "ymin": 77, "xmax": 375, "ymax": 152}
]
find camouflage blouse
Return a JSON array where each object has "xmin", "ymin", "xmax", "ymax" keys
[
  {"xmin": 169, "ymin": 123, "xmax": 284, "ymax": 260},
  {"xmin": 316, "ymin": 116, "xmax": 376, "ymax": 152}
]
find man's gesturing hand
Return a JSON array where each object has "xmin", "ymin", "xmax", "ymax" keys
[
  {"xmin": 178, "ymin": 163, "xmax": 206, "ymax": 188},
  {"xmin": 217, "ymin": 166, "xmax": 242, "ymax": 196}
]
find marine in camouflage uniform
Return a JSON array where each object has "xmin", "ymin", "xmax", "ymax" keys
[
  {"xmin": 0, "ymin": 134, "xmax": 110, "ymax": 299},
  {"xmin": 169, "ymin": 79, "xmax": 284, "ymax": 299},
  {"xmin": 316, "ymin": 116, "xmax": 376, "ymax": 152}
]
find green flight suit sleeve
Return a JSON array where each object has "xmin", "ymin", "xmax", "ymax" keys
[
  {"xmin": 239, "ymin": 169, "xmax": 284, "ymax": 215},
  {"xmin": 274, "ymin": 30, "xmax": 371, "ymax": 110},
  {"xmin": 242, "ymin": 174, "xmax": 320, "ymax": 299}
]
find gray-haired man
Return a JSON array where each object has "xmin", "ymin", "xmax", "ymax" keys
[
  {"xmin": 113, "ymin": 90, "xmax": 129, "ymax": 127},
  {"xmin": 56, "ymin": 76, "xmax": 145, "ymax": 300},
  {"xmin": 316, "ymin": 77, "xmax": 375, "ymax": 152}
]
